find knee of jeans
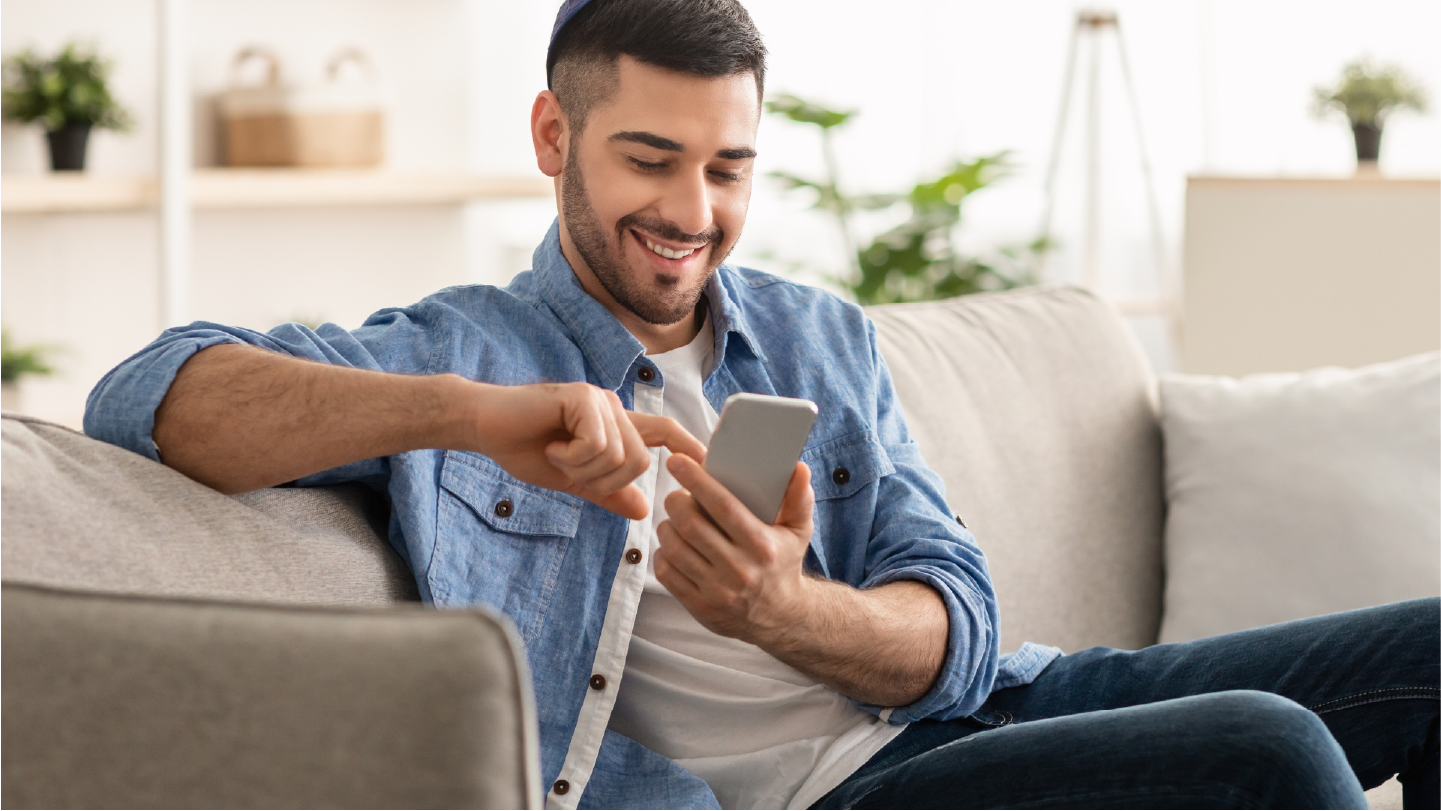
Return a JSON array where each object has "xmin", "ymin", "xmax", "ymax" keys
[
  {"xmin": 1206, "ymin": 691, "xmax": 1345, "ymax": 768},
  {"xmin": 1182, "ymin": 691, "xmax": 1365, "ymax": 807}
]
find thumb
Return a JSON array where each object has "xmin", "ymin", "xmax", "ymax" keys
[{"xmin": 775, "ymin": 462, "xmax": 814, "ymax": 531}]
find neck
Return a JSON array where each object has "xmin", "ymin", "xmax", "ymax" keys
[{"xmin": 559, "ymin": 225, "xmax": 705, "ymax": 355}]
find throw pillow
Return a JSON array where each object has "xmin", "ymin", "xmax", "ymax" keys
[{"xmin": 1158, "ymin": 351, "xmax": 1439, "ymax": 644}]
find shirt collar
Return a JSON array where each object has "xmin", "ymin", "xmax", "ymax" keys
[
  {"xmin": 704, "ymin": 252, "xmax": 767, "ymax": 366},
  {"xmin": 533, "ymin": 219, "xmax": 766, "ymax": 391}
]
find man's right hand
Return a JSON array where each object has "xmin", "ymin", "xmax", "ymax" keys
[
  {"xmin": 153, "ymin": 344, "xmax": 703, "ymax": 517},
  {"xmin": 463, "ymin": 382, "xmax": 705, "ymax": 520}
]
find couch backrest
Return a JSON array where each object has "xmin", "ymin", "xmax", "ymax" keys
[
  {"xmin": 3, "ymin": 285, "xmax": 1163, "ymax": 651},
  {"xmin": 868, "ymin": 286, "xmax": 1164, "ymax": 652},
  {"xmin": 1, "ymin": 415, "xmax": 417, "ymax": 605}
]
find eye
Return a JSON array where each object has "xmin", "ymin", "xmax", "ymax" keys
[
  {"xmin": 627, "ymin": 156, "xmax": 667, "ymax": 171},
  {"xmin": 710, "ymin": 169, "xmax": 743, "ymax": 183}
]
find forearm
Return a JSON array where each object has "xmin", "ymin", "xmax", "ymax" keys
[
  {"xmin": 153, "ymin": 344, "xmax": 474, "ymax": 494},
  {"xmin": 756, "ymin": 578, "xmax": 948, "ymax": 708}
]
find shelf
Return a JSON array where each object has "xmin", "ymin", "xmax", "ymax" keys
[
  {"xmin": 1, "ymin": 169, "xmax": 554, "ymax": 214},
  {"xmin": 1187, "ymin": 174, "xmax": 1440, "ymax": 189}
]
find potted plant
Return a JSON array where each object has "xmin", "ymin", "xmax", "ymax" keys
[
  {"xmin": 2, "ymin": 42, "xmax": 132, "ymax": 171},
  {"xmin": 1, "ymin": 328, "xmax": 58, "ymax": 413},
  {"xmin": 1312, "ymin": 58, "xmax": 1428, "ymax": 168},
  {"xmin": 766, "ymin": 93, "xmax": 1046, "ymax": 305}
]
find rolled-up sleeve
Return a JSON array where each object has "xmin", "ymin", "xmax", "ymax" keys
[
  {"xmin": 85, "ymin": 328, "xmax": 246, "ymax": 462},
  {"xmin": 84, "ymin": 305, "xmax": 439, "ymax": 467},
  {"xmin": 852, "ymin": 322, "xmax": 1001, "ymax": 724}
]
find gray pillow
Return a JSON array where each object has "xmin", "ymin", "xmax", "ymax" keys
[{"xmin": 1158, "ymin": 352, "xmax": 1439, "ymax": 643}]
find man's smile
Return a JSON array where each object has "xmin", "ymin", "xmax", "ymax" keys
[{"xmin": 628, "ymin": 227, "xmax": 710, "ymax": 271}]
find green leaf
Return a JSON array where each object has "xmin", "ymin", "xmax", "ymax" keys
[
  {"xmin": 2, "ymin": 41, "xmax": 133, "ymax": 131},
  {"xmin": 909, "ymin": 152, "xmax": 1012, "ymax": 211},
  {"xmin": 0, "ymin": 328, "xmax": 60, "ymax": 383},
  {"xmin": 765, "ymin": 93, "xmax": 856, "ymax": 129},
  {"xmin": 1312, "ymin": 58, "xmax": 1429, "ymax": 125}
]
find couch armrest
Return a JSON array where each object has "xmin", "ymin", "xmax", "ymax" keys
[{"xmin": 1, "ymin": 583, "xmax": 540, "ymax": 809}]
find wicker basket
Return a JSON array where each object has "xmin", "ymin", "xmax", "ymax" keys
[{"xmin": 219, "ymin": 47, "xmax": 385, "ymax": 168}]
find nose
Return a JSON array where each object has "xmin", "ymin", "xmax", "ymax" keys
[{"xmin": 657, "ymin": 165, "xmax": 713, "ymax": 239}]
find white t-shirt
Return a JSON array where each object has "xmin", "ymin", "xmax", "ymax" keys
[{"xmin": 607, "ymin": 310, "xmax": 906, "ymax": 810}]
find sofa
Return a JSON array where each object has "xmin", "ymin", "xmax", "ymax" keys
[{"xmin": 0, "ymin": 285, "xmax": 1402, "ymax": 808}]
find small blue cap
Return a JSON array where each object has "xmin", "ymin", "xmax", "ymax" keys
[{"xmin": 547, "ymin": 0, "xmax": 595, "ymax": 85}]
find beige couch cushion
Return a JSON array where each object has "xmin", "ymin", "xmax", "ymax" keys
[
  {"xmin": 1, "ymin": 415, "xmax": 416, "ymax": 605},
  {"xmin": 2, "ymin": 582, "xmax": 540, "ymax": 809},
  {"xmin": 869, "ymin": 287, "xmax": 1164, "ymax": 653}
]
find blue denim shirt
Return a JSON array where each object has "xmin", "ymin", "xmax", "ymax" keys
[{"xmin": 86, "ymin": 220, "xmax": 1061, "ymax": 809}]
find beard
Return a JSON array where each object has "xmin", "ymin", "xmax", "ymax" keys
[{"xmin": 561, "ymin": 141, "xmax": 730, "ymax": 326}]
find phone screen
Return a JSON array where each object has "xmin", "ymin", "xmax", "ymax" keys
[{"xmin": 704, "ymin": 393, "xmax": 818, "ymax": 523}]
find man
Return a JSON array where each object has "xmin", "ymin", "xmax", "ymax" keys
[{"xmin": 86, "ymin": 0, "xmax": 1437, "ymax": 808}]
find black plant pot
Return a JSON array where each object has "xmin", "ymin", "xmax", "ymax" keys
[
  {"xmin": 46, "ymin": 123, "xmax": 92, "ymax": 171},
  {"xmin": 1351, "ymin": 121, "xmax": 1382, "ymax": 165}
]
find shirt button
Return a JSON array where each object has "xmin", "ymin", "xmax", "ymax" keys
[
  {"xmin": 637, "ymin": 366, "xmax": 655, "ymax": 383},
  {"xmin": 625, "ymin": 548, "xmax": 643, "ymax": 564},
  {"xmin": 832, "ymin": 467, "xmax": 850, "ymax": 485},
  {"xmin": 553, "ymin": 779, "xmax": 570, "ymax": 795},
  {"xmin": 590, "ymin": 674, "xmax": 607, "ymax": 691},
  {"xmin": 956, "ymin": 514, "xmax": 968, "ymax": 528},
  {"xmin": 494, "ymin": 499, "xmax": 513, "ymax": 518}
]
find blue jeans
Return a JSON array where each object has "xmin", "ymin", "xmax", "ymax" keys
[{"xmin": 815, "ymin": 598, "xmax": 1440, "ymax": 809}]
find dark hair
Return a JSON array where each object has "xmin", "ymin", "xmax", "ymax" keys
[{"xmin": 547, "ymin": 0, "xmax": 767, "ymax": 133}]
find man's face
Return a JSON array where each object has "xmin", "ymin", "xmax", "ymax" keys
[{"xmin": 560, "ymin": 56, "xmax": 759, "ymax": 326}]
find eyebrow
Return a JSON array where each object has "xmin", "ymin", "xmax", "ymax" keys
[
  {"xmin": 717, "ymin": 146, "xmax": 758, "ymax": 160},
  {"xmin": 609, "ymin": 130, "xmax": 756, "ymax": 161}
]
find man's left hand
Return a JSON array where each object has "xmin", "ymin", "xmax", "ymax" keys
[{"xmin": 655, "ymin": 454, "xmax": 815, "ymax": 644}]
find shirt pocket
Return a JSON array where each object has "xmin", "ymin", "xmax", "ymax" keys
[
  {"xmin": 433, "ymin": 450, "xmax": 582, "ymax": 644},
  {"xmin": 803, "ymin": 430, "xmax": 896, "ymax": 501}
]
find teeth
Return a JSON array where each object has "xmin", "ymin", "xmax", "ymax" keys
[{"xmin": 643, "ymin": 237, "xmax": 695, "ymax": 260}]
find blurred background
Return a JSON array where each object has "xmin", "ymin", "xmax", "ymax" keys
[{"xmin": 2, "ymin": 0, "xmax": 1438, "ymax": 428}]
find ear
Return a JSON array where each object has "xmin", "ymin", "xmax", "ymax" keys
[{"xmin": 531, "ymin": 90, "xmax": 567, "ymax": 178}]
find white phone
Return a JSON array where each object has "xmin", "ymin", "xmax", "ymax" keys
[{"xmin": 704, "ymin": 393, "xmax": 818, "ymax": 524}]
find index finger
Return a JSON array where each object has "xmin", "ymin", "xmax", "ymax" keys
[
  {"xmin": 627, "ymin": 412, "xmax": 708, "ymax": 464},
  {"xmin": 570, "ymin": 481, "xmax": 649, "ymax": 521}
]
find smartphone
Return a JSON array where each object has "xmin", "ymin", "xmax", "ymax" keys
[{"xmin": 704, "ymin": 393, "xmax": 818, "ymax": 524}]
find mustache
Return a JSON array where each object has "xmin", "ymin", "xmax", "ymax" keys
[{"xmin": 616, "ymin": 213, "xmax": 721, "ymax": 247}]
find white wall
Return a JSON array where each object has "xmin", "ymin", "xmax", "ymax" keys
[{"xmin": 2, "ymin": 205, "xmax": 471, "ymax": 426}]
